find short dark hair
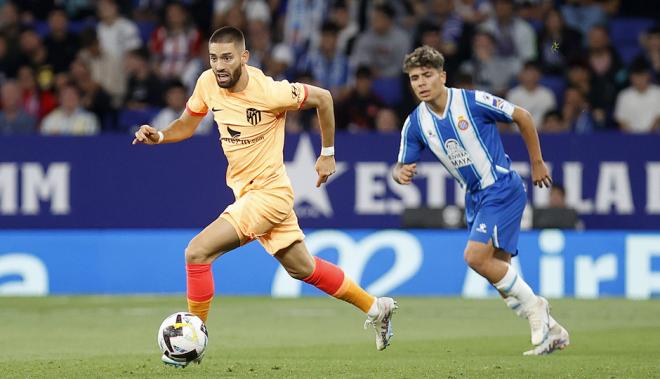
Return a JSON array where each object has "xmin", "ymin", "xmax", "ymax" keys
[
  {"xmin": 523, "ymin": 60, "xmax": 541, "ymax": 71},
  {"xmin": 209, "ymin": 26, "xmax": 245, "ymax": 49},
  {"xmin": 629, "ymin": 57, "xmax": 650, "ymax": 75},
  {"xmin": 374, "ymin": 3, "xmax": 396, "ymax": 19},
  {"xmin": 551, "ymin": 183, "xmax": 565, "ymax": 196},
  {"xmin": 356, "ymin": 65, "xmax": 373, "ymax": 79},
  {"xmin": 402, "ymin": 45, "xmax": 445, "ymax": 73},
  {"xmin": 321, "ymin": 21, "xmax": 340, "ymax": 35}
]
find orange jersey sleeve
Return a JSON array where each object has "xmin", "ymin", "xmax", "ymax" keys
[
  {"xmin": 186, "ymin": 75, "xmax": 210, "ymax": 116},
  {"xmin": 265, "ymin": 79, "xmax": 308, "ymax": 114}
]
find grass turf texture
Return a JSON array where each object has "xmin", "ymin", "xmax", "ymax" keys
[{"xmin": 2, "ymin": 297, "xmax": 659, "ymax": 378}]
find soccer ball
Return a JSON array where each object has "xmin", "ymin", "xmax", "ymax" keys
[{"xmin": 157, "ymin": 312, "xmax": 208, "ymax": 365}]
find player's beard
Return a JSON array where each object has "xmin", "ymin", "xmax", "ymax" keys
[{"xmin": 215, "ymin": 65, "xmax": 242, "ymax": 89}]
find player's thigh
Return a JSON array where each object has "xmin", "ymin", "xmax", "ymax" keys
[
  {"xmin": 224, "ymin": 190, "xmax": 293, "ymax": 241},
  {"xmin": 494, "ymin": 248, "xmax": 512, "ymax": 263},
  {"xmin": 186, "ymin": 217, "xmax": 241, "ymax": 264},
  {"xmin": 274, "ymin": 240, "xmax": 315, "ymax": 280}
]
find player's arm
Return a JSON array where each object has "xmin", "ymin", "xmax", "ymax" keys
[
  {"xmin": 392, "ymin": 116, "xmax": 422, "ymax": 185},
  {"xmin": 132, "ymin": 109, "xmax": 204, "ymax": 145},
  {"xmin": 300, "ymin": 84, "xmax": 337, "ymax": 187},
  {"xmin": 512, "ymin": 106, "xmax": 552, "ymax": 188}
]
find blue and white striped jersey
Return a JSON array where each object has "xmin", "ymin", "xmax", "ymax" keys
[{"xmin": 398, "ymin": 88, "xmax": 516, "ymax": 192}]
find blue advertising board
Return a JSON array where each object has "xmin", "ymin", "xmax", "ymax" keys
[
  {"xmin": 1, "ymin": 229, "xmax": 659, "ymax": 299},
  {"xmin": 0, "ymin": 133, "xmax": 659, "ymax": 229}
]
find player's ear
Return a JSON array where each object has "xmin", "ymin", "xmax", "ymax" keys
[{"xmin": 241, "ymin": 49, "xmax": 249, "ymax": 65}]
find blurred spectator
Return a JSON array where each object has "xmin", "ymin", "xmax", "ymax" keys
[
  {"xmin": 297, "ymin": 21, "xmax": 349, "ymax": 98},
  {"xmin": 453, "ymin": 71, "xmax": 476, "ymax": 89},
  {"xmin": 18, "ymin": 28, "xmax": 54, "ymax": 91},
  {"xmin": 540, "ymin": 109, "xmax": 569, "ymax": 133},
  {"xmin": 418, "ymin": 0, "xmax": 465, "ymax": 61},
  {"xmin": 453, "ymin": 0, "xmax": 492, "ymax": 25},
  {"xmin": 330, "ymin": 0, "xmax": 359, "ymax": 56},
  {"xmin": 415, "ymin": 19, "xmax": 466, "ymax": 76},
  {"xmin": 77, "ymin": 28, "xmax": 126, "ymax": 107},
  {"xmin": 41, "ymin": 85, "xmax": 100, "ymax": 135},
  {"xmin": 246, "ymin": 21, "xmax": 271, "ymax": 69},
  {"xmin": 586, "ymin": 25, "xmax": 625, "ymax": 125},
  {"xmin": 560, "ymin": 0, "xmax": 606, "ymax": 37},
  {"xmin": 635, "ymin": 26, "xmax": 660, "ymax": 82},
  {"xmin": 614, "ymin": 59, "xmax": 660, "ymax": 133},
  {"xmin": 213, "ymin": 0, "xmax": 270, "ymax": 31},
  {"xmin": 478, "ymin": 0, "xmax": 536, "ymax": 65},
  {"xmin": 0, "ymin": 2, "xmax": 22, "ymax": 78},
  {"xmin": 283, "ymin": 0, "xmax": 327, "ymax": 55},
  {"xmin": 182, "ymin": 41, "xmax": 210, "ymax": 95},
  {"xmin": 44, "ymin": 8, "xmax": 80, "ymax": 73},
  {"xmin": 566, "ymin": 60, "xmax": 591, "ymax": 95},
  {"xmin": 60, "ymin": 0, "xmax": 97, "ymax": 20},
  {"xmin": 124, "ymin": 48, "xmax": 164, "ymax": 109},
  {"xmin": 151, "ymin": 80, "xmax": 213, "ymax": 134},
  {"xmin": 149, "ymin": 2, "xmax": 202, "ymax": 80},
  {"xmin": 265, "ymin": 43, "xmax": 295, "ymax": 81},
  {"xmin": 351, "ymin": 3, "xmax": 411, "ymax": 79},
  {"xmin": 17, "ymin": 65, "xmax": 57, "ymax": 121},
  {"xmin": 96, "ymin": 0, "xmax": 142, "ymax": 58},
  {"xmin": 460, "ymin": 30, "xmax": 520, "ymax": 96},
  {"xmin": 69, "ymin": 58, "xmax": 115, "ymax": 131},
  {"xmin": 149, "ymin": 81, "xmax": 184, "ymax": 129},
  {"xmin": 336, "ymin": 65, "xmax": 384, "ymax": 132},
  {"xmin": 537, "ymin": 8, "xmax": 582, "ymax": 75},
  {"xmin": 0, "ymin": 80, "xmax": 37, "ymax": 134},
  {"xmin": 375, "ymin": 107, "xmax": 400, "ymax": 133},
  {"xmin": 549, "ymin": 184, "xmax": 568, "ymax": 208},
  {"xmin": 507, "ymin": 61, "xmax": 556, "ymax": 128},
  {"xmin": 562, "ymin": 86, "xmax": 598, "ymax": 133},
  {"xmin": 533, "ymin": 183, "xmax": 581, "ymax": 229}
]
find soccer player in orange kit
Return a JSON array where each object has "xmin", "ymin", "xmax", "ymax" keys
[{"xmin": 133, "ymin": 26, "xmax": 397, "ymax": 366}]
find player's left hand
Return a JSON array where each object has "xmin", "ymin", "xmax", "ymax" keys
[
  {"xmin": 315, "ymin": 155, "xmax": 336, "ymax": 188},
  {"xmin": 531, "ymin": 160, "xmax": 552, "ymax": 188}
]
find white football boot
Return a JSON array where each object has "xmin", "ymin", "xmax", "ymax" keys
[
  {"xmin": 161, "ymin": 354, "xmax": 188, "ymax": 368},
  {"xmin": 364, "ymin": 297, "xmax": 398, "ymax": 351},
  {"xmin": 525, "ymin": 296, "xmax": 550, "ymax": 346},
  {"xmin": 524, "ymin": 323, "xmax": 570, "ymax": 356}
]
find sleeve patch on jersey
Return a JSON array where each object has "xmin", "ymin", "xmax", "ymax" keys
[{"xmin": 475, "ymin": 91, "xmax": 514, "ymax": 116}]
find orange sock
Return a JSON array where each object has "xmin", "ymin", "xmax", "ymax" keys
[
  {"xmin": 186, "ymin": 263, "xmax": 214, "ymax": 323},
  {"xmin": 303, "ymin": 257, "xmax": 375, "ymax": 313}
]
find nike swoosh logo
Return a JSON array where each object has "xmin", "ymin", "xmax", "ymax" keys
[{"xmin": 212, "ymin": 107, "xmax": 223, "ymax": 112}]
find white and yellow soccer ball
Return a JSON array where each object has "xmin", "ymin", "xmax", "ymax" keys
[{"xmin": 157, "ymin": 312, "xmax": 208, "ymax": 364}]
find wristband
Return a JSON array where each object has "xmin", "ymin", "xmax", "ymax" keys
[
  {"xmin": 320, "ymin": 146, "xmax": 335, "ymax": 156},
  {"xmin": 157, "ymin": 131, "xmax": 165, "ymax": 144}
]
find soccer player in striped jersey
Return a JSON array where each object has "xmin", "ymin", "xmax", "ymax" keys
[{"xmin": 393, "ymin": 46, "xmax": 569, "ymax": 355}]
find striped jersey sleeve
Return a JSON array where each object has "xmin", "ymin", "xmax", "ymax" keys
[
  {"xmin": 397, "ymin": 113, "xmax": 425, "ymax": 164},
  {"xmin": 471, "ymin": 90, "xmax": 515, "ymax": 123}
]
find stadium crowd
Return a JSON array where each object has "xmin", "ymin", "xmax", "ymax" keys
[{"xmin": 0, "ymin": 0, "xmax": 659, "ymax": 136}]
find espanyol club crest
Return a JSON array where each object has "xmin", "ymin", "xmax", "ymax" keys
[{"xmin": 457, "ymin": 116, "xmax": 470, "ymax": 131}]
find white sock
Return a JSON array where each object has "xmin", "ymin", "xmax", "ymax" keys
[
  {"xmin": 367, "ymin": 298, "xmax": 379, "ymax": 318},
  {"xmin": 504, "ymin": 295, "xmax": 525, "ymax": 318},
  {"xmin": 503, "ymin": 295, "xmax": 557, "ymax": 328},
  {"xmin": 494, "ymin": 265, "xmax": 537, "ymax": 311}
]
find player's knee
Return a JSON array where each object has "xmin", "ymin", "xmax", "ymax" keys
[
  {"xmin": 286, "ymin": 264, "xmax": 314, "ymax": 280},
  {"xmin": 464, "ymin": 248, "xmax": 488, "ymax": 272},
  {"xmin": 185, "ymin": 241, "xmax": 212, "ymax": 264}
]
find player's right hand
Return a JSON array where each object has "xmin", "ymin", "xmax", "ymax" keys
[
  {"xmin": 132, "ymin": 125, "xmax": 160, "ymax": 145},
  {"xmin": 394, "ymin": 163, "xmax": 417, "ymax": 185}
]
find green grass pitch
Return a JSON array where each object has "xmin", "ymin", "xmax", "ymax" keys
[{"xmin": 2, "ymin": 296, "xmax": 659, "ymax": 378}]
